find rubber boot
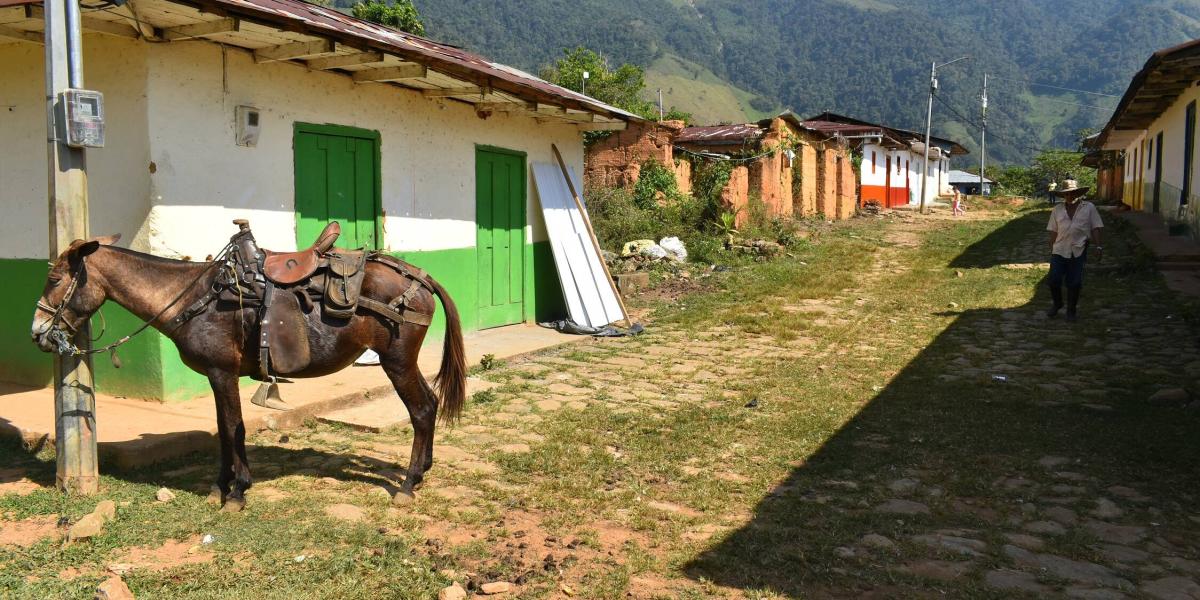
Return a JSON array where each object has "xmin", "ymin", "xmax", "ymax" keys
[
  {"xmin": 1065, "ymin": 286, "xmax": 1081, "ymax": 322},
  {"xmin": 1046, "ymin": 285, "xmax": 1064, "ymax": 318}
]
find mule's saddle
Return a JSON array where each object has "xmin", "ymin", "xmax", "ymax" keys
[{"xmin": 174, "ymin": 219, "xmax": 435, "ymax": 392}]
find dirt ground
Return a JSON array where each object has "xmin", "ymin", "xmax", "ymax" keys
[{"xmin": 2, "ymin": 203, "xmax": 1199, "ymax": 599}]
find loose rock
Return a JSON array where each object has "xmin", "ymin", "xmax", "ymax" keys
[
  {"xmin": 1092, "ymin": 498, "xmax": 1123, "ymax": 519},
  {"xmin": 438, "ymin": 582, "xmax": 467, "ymax": 600},
  {"xmin": 1147, "ymin": 388, "xmax": 1190, "ymax": 405},
  {"xmin": 95, "ymin": 575, "xmax": 135, "ymax": 600},
  {"xmin": 94, "ymin": 500, "xmax": 117, "ymax": 523},
  {"xmin": 479, "ymin": 581, "xmax": 512, "ymax": 594},
  {"xmin": 155, "ymin": 488, "xmax": 176, "ymax": 503},
  {"xmin": 1003, "ymin": 545, "xmax": 1131, "ymax": 588},
  {"xmin": 67, "ymin": 512, "xmax": 106, "ymax": 542}
]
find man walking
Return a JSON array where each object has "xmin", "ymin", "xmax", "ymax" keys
[{"xmin": 1046, "ymin": 179, "xmax": 1103, "ymax": 321}]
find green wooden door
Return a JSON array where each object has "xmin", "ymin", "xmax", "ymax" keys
[
  {"xmin": 294, "ymin": 123, "xmax": 380, "ymax": 250},
  {"xmin": 476, "ymin": 147, "xmax": 526, "ymax": 329}
]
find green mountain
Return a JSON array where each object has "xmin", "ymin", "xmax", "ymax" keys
[{"xmin": 411, "ymin": 0, "xmax": 1200, "ymax": 165}]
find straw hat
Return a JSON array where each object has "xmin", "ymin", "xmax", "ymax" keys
[{"xmin": 1050, "ymin": 179, "xmax": 1089, "ymax": 196}]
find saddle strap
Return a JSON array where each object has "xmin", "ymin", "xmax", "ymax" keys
[
  {"xmin": 258, "ymin": 281, "xmax": 275, "ymax": 380},
  {"xmin": 359, "ymin": 297, "xmax": 433, "ymax": 327}
]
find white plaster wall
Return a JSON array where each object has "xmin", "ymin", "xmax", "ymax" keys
[
  {"xmin": 143, "ymin": 43, "xmax": 586, "ymax": 259},
  {"xmin": 861, "ymin": 143, "xmax": 885, "ymax": 186},
  {"xmin": 1145, "ymin": 85, "xmax": 1200, "ymax": 190},
  {"xmin": 0, "ymin": 36, "xmax": 152, "ymax": 259}
]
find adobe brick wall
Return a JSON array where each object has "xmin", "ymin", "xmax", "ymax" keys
[
  {"xmin": 748, "ymin": 118, "xmax": 793, "ymax": 217},
  {"xmin": 585, "ymin": 120, "xmax": 684, "ymax": 188},
  {"xmin": 835, "ymin": 153, "xmax": 857, "ymax": 219},
  {"xmin": 721, "ymin": 165, "xmax": 750, "ymax": 226},
  {"xmin": 794, "ymin": 143, "xmax": 819, "ymax": 217},
  {"xmin": 675, "ymin": 159, "xmax": 692, "ymax": 195}
]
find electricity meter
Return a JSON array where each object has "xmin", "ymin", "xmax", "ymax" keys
[{"xmin": 62, "ymin": 89, "xmax": 105, "ymax": 148}]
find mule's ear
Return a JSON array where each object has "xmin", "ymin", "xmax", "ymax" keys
[
  {"xmin": 74, "ymin": 240, "xmax": 102, "ymax": 258},
  {"xmin": 94, "ymin": 234, "xmax": 121, "ymax": 246}
]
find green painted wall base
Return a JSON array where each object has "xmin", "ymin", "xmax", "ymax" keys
[{"xmin": 1, "ymin": 241, "xmax": 566, "ymax": 402}]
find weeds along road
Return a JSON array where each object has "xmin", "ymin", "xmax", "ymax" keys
[{"xmin": 3, "ymin": 201, "xmax": 1199, "ymax": 599}]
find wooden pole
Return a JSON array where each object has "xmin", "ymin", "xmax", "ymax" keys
[
  {"xmin": 550, "ymin": 144, "xmax": 633, "ymax": 329},
  {"xmin": 45, "ymin": 0, "xmax": 98, "ymax": 494}
]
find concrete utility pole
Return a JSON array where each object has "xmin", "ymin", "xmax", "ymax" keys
[
  {"xmin": 919, "ymin": 62, "xmax": 936, "ymax": 214},
  {"xmin": 980, "ymin": 73, "xmax": 988, "ymax": 196},
  {"xmin": 919, "ymin": 56, "xmax": 969, "ymax": 214},
  {"xmin": 45, "ymin": 0, "xmax": 98, "ymax": 494}
]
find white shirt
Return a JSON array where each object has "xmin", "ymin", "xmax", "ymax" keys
[{"xmin": 1047, "ymin": 201, "xmax": 1103, "ymax": 258}]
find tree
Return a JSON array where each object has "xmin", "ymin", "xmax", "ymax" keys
[
  {"xmin": 352, "ymin": 0, "xmax": 424, "ymax": 35},
  {"xmin": 540, "ymin": 47, "xmax": 691, "ymax": 124}
]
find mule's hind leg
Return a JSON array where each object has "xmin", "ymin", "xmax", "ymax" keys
[{"xmin": 380, "ymin": 358, "xmax": 438, "ymax": 501}]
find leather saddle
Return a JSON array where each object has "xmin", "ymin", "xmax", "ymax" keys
[{"xmin": 263, "ymin": 222, "xmax": 341, "ymax": 285}]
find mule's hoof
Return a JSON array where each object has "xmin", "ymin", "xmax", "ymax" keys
[
  {"xmin": 206, "ymin": 485, "xmax": 224, "ymax": 505},
  {"xmin": 220, "ymin": 497, "xmax": 246, "ymax": 513},
  {"xmin": 391, "ymin": 490, "xmax": 415, "ymax": 506}
]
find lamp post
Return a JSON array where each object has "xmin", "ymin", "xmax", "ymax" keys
[
  {"xmin": 919, "ymin": 55, "xmax": 969, "ymax": 214},
  {"xmin": 581, "ymin": 70, "xmax": 589, "ymax": 97}
]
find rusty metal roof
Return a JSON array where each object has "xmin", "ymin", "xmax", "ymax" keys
[
  {"xmin": 1098, "ymin": 38, "xmax": 1200, "ymax": 149},
  {"xmin": 805, "ymin": 111, "xmax": 969, "ymax": 155},
  {"xmin": 0, "ymin": 0, "xmax": 640, "ymax": 123},
  {"xmin": 676, "ymin": 123, "xmax": 764, "ymax": 145}
]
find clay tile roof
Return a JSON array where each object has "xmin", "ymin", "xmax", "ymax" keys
[{"xmin": 676, "ymin": 123, "xmax": 764, "ymax": 144}]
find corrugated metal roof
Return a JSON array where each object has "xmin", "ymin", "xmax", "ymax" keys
[
  {"xmin": 196, "ymin": 0, "xmax": 639, "ymax": 121},
  {"xmin": 1098, "ymin": 38, "xmax": 1200, "ymax": 149},
  {"xmin": 948, "ymin": 169, "xmax": 992, "ymax": 184},
  {"xmin": 676, "ymin": 123, "xmax": 764, "ymax": 144},
  {"xmin": 806, "ymin": 111, "xmax": 969, "ymax": 155},
  {"xmin": 1, "ymin": 0, "xmax": 640, "ymax": 122}
]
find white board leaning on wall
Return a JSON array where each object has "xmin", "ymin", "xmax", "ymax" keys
[{"xmin": 531, "ymin": 162, "xmax": 624, "ymax": 329}]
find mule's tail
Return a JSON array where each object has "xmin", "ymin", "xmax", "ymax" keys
[{"xmin": 427, "ymin": 274, "xmax": 466, "ymax": 425}]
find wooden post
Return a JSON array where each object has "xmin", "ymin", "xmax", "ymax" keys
[
  {"xmin": 45, "ymin": 0, "xmax": 98, "ymax": 494},
  {"xmin": 550, "ymin": 144, "xmax": 633, "ymax": 329}
]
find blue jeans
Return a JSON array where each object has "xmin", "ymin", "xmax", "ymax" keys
[{"xmin": 1048, "ymin": 251, "xmax": 1086, "ymax": 289}]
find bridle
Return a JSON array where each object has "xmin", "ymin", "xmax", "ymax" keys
[
  {"xmin": 35, "ymin": 241, "xmax": 237, "ymax": 358},
  {"xmin": 35, "ymin": 258, "xmax": 88, "ymax": 355}
]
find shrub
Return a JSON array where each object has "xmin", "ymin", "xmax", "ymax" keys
[{"xmin": 632, "ymin": 159, "xmax": 678, "ymax": 209}]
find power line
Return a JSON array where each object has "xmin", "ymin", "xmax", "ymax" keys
[{"xmin": 987, "ymin": 75, "xmax": 1121, "ymax": 98}]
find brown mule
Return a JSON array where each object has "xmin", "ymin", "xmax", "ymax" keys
[{"xmin": 30, "ymin": 234, "xmax": 466, "ymax": 511}]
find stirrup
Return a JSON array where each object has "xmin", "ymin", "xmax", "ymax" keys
[{"xmin": 250, "ymin": 376, "xmax": 291, "ymax": 411}]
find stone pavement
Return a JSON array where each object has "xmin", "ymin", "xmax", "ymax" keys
[{"xmin": 0, "ymin": 323, "xmax": 578, "ymax": 468}]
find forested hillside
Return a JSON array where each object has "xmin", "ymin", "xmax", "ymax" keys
[{"xmin": 404, "ymin": 0, "xmax": 1200, "ymax": 165}]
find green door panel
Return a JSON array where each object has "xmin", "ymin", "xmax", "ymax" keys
[
  {"xmin": 294, "ymin": 124, "xmax": 380, "ymax": 250},
  {"xmin": 476, "ymin": 148, "xmax": 526, "ymax": 329}
]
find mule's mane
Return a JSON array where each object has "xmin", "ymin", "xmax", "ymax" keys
[{"xmin": 101, "ymin": 245, "xmax": 214, "ymax": 268}]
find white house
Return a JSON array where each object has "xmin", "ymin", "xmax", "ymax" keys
[
  {"xmin": 1097, "ymin": 39, "xmax": 1199, "ymax": 233},
  {"xmin": 0, "ymin": 0, "xmax": 638, "ymax": 400},
  {"xmin": 804, "ymin": 113, "xmax": 967, "ymax": 208}
]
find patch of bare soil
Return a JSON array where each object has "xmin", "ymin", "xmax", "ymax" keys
[
  {"xmin": 0, "ymin": 514, "xmax": 61, "ymax": 547},
  {"xmin": 114, "ymin": 535, "xmax": 214, "ymax": 572}
]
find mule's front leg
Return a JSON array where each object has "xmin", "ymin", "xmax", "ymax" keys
[{"xmin": 209, "ymin": 370, "xmax": 252, "ymax": 512}]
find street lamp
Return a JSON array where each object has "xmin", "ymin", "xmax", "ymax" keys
[
  {"xmin": 581, "ymin": 70, "xmax": 589, "ymax": 97},
  {"xmin": 919, "ymin": 55, "xmax": 969, "ymax": 214}
]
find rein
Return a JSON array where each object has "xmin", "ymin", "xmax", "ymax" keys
[{"xmin": 41, "ymin": 242, "xmax": 236, "ymax": 359}]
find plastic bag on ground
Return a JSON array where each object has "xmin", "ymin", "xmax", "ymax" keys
[
  {"xmin": 641, "ymin": 244, "xmax": 669, "ymax": 260},
  {"xmin": 658, "ymin": 237, "xmax": 687, "ymax": 262}
]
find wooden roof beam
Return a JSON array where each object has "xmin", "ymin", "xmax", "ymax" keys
[
  {"xmin": 255, "ymin": 38, "xmax": 336, "ymax": 63},
  {"xmin": 25, "ymin": 6, "xmax": 140, "ymax": 39},
  {"xmin": 306, "ymin": 51, "xmax": 384, "ymax": 70},
  {"xmin": 351, "ymin": 63, "xmax": 427, "ymax": 82},
  {"xmin": 159, "ymin": 17, "xmax": 239, "ymax": 41},
  {"xmin": 0, "ymin": 24, "xmax": 40, "ymax": 44},
  {"xmin": 474, "ymin": 101, "xmax": 537, "ymax": 113},
  {"xmin": 422, "ymin": 86, "xmax": 489, "ymax": 98}
]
